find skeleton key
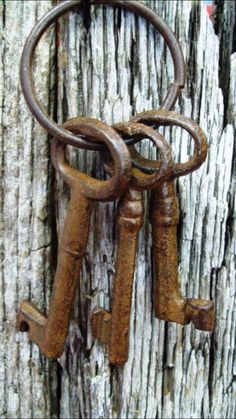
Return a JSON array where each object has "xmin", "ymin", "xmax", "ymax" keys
[
  {"xmin": 132, "ymin": 110, "xmax": 215, "ymax": 331},
  {"xmin": 92, "ymin": 122, "xmax": 173, "ymax": 365},
  {"xmin": 17, "ymin": 117, "xmax": 131, "ymax": 358}
]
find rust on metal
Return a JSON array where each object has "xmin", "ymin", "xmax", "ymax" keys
[
  {"xmin": 150, "ymin": 181, "xmax": 214, "ymax": 331},
  {"xmin": 18, "ymin": 0, "xmax": 215, "ymax": 366},
  {"xmin": 20, "ymin": 0, "xmax": 185, "ymax": 150},
  {"xmin": 92, "ymin": 189, "xmax": 144, "ymax": 366},
  {"xmin": 92, "ymin": 122, "xmax": 173, "ymax": 366},
  {"xmin": 132, "ymin": 110, "xmax": 208, "ymax": 177},
  {"xmin": 17, "ymin": 117, "xmax": 131, "ymax": 358},
  {"xmin": 133, "ymin": 110, "xmax": 215, "ymax": 331}
]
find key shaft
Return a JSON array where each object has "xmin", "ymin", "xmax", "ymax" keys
[
  {"xmin": 150, "ymin": 181, "xmax": 214, "ymax": 331},
  {"xmin": 18, "ymin": 189, "xmax": 93, "ymax": 358},
  {"xmin": 92, "ymin": 189, "xmax": 144, "ymax": 365}
]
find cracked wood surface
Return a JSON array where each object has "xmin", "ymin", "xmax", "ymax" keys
[{"xmin": 0, "ymin": 1, "xmax": 235, "ymax": 418}]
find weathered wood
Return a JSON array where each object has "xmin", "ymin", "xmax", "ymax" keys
[
  {"xmin": 0, "ymin": 1, "xmax": 58, "ymax": 418},
  {"xmin": 0, "ymin": 1, "xmax": 235, "ymax": 418}
]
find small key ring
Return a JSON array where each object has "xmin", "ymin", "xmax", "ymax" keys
[
  {"xmin": 103, "ymin": 121, "xmax": 173, "ymax": 190},
  {"xmin": 131, "ymin": 110, "xmax": 208, "ymax": 178},
  {"xmin": 20, "ymin": 0, "xmax": 185, "ymax": 150},
  {"xmin": 52, "ymin": 117, "xmax": 131, "ymax": 201}
]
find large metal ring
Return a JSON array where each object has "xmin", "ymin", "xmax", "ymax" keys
[
  {"xmin": 52, "ymin": 117, "xmax": 131, "ymax": 201},
  {"xmin": 131, "ymin": 110, "xmax": 208, "ymax": 178},
  {"xmin": 21, "ymin": 0, "xmax": 186, "ymax": 150}
]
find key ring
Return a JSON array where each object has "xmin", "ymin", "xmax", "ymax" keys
[{"xmin": 20, "ymin": 0, "xmax": 185, "ymax": 150}]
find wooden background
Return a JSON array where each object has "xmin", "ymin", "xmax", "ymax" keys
[{"xmin": 0, "ymin": 1, "xmax": 235, "ymax": 418}]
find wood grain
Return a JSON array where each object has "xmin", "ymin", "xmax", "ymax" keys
[{"xmin": 0, "ymin": 1, "xmax": 235, "ymax": 418}]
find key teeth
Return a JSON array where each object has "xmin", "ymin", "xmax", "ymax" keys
[
  {"xmin": 186, "ymin": 299, "xmax": 215, "ymax": 331},
  {"xmin": 17, "ymin": 301, "xmax": 65, "ymax": 358},
  {"xmin": 155, "ymin": 298, "xmax": 215, "ymax": 331},
  {"xmin": 17, "ymin": 300, "xmax": 46, "ymax": 329}
]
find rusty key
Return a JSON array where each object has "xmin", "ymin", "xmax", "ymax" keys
[
  {"xmin": 17, "ymin": 117, "xmax": 131, "ymax": 358},
  {"xmin": 132, "ymin": 110, "xmax": 215, "ymax": 331},
  {"xmin": 92, "ymin": 122, "xmax": 173, "ymax": 365}
]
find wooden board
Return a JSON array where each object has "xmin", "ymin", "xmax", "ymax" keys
[{"xmin": 0, "ymin": 1, "xmax": 235, "ymax": 417}]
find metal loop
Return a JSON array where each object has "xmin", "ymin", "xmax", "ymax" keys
[
  {"xmin": 51, "ymin": 117, "xmax": 131, "ymax": 201},
  {"xmin": 103, "ymin": 122, "xmax": 174, "ymax": 190},
  {"xmin": 20, "ymin": 0, "xmax": 185, "ymax": 150},
  {"xmin": 132, "ymin": 110, "xmax": 208, "ymax": 178}
]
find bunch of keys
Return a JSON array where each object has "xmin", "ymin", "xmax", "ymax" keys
[{"xmin": 17, "ymin": 0, "xmax": 215, "ymax": 364}]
